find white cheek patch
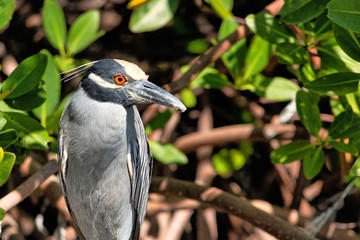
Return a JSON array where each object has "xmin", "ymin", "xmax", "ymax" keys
[{"xmin": 88, "ymin": 73, "xmax": 122, "ymax": 89}]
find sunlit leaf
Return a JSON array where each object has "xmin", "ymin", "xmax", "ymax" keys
[
  {"xmin": 129, "ymin": 0, "xmax": 179, "ymax": 33},
  {"xmin": 67, "ymin": 10, "xmax": 105, "ymax": 56},
  {"xmin": 245, "ymin": 13, "xmax": 296, "ymax": 45},
  {"xmin": 253, "ymin": 76, "xmax": 299, "ymax": 101},
  {"xmin": 330, "ymin": 140, "xmax": 358, "ymax": 155},
  {"xmin": 0, "ymin": 152, "xmax": 16, "ymax": 187},
  {"xmin": 42, "ymin": 0, "xmax": 67, "ymax": 53},
  {"xmin": 0, "ymin": 207, "xmax": 5, "ymax": 221},
  {"xmin": 333, "ymin": 23, "xmax": 360, "ymax": 62},
  {"xmin": 0, "ymin": 0, "xmax": 15, "ymax": 31},
  {"xmin": 327, "ymin": 0, "xmax": 360, "ymax": 33},
  {"xmin": 271, "ymin": 140, "xmax": 314, "ymax": 164},
  {"xmin": 212, "ymin": 149, "xmax": 246, "ymax": 175},
  {"xmin": 145, "ymin": 110, "xmax": 172, "ymax": 135},
  {"xmin": 305, "ymin": 72, "xmax": 360, "ymax": 95},
  {"xmin": 149, "ymin": 140, "xmax": 188, "ymax": 165},
  {"xmin": 1, "ymin": 54, "xmax": 48, "ymax": 99},
  {"xmin": 180, "ymin": 88, "xmax": 197, "ymax": 108},
  {"xmin": 2, "ymin": 112, "xmax": 49, "ymax": 150},
  {"xmin": 0, "ymin": 129, "xmax": 18, "ymax": 149},
  {"xmin": 303, "ymin": 147, "xmax": 324, "ymax": 179},
  {"xmin": 296, "ymin": 90, "xmax": 322, "ymax": 137}
]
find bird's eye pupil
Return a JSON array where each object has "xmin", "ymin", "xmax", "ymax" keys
[{"xmin": 114, "ymin": 74, "xmax": 127, "ymax": 85}]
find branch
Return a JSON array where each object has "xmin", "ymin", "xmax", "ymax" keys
[
  {"xmin": 0, "ymin": 159, "xmax": 58, "ymax": 212},
  {"xmin": 164, "ymin": 0, "xmax": 285, "ymax": 94},
  {"xmin": 150, "ymin": 177, "xmax": 315, "ymax": 240},
  {"xmin": 174, "ymin": 123, "xmax": 308, "ymax": 153}
]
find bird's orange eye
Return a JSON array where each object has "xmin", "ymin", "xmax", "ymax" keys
[{"xmin": 113, "ymin": 74, "xmax": 127, "ymax": 85}]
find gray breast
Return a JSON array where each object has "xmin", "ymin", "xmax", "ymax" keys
[{"xmin": 60, "ymin": 88, "xmax": 135, "ymax": 239}]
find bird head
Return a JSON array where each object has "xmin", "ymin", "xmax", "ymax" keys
[{"xmin": 80, "ymin": 59, "xmax": 186, "ymax": 112}]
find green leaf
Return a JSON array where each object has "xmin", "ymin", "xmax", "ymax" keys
[
  {"xmin": 279, "ymin": 0, "xmax": 311, "ymax": 17},
  {"xmin": 219, "ymin": 19, "xmax": 246, "ymax": 79},
  {"xmin": 190, "ymin": 67, "xmax": 232, "ymax": 89},
  {"xmin": 276, "ymin": 42, "xmax": 307, "ymax": 64},
  {"xmin": 0, "ymin": 113, "xmax": 6, "ymax": 131},
  {"xmin": 42, "ymin": 0, "xmax": 67, "ymax": 54},
  {"xmin": 0, "ymin": 129, "xmax": 18, "ymax": 149},
  {"xmin": 271, "ymin": 140, "xmax": 314, "ymax": 164},
  {"xmin": 245, "ymin": 13, "xmax": 296, "ymax": 45},
  {"xmin": 180, "ymin": 88, "xmax": 197, "ymax": 108},
  {"xmin": 333, "ymin": 23, "xmax": 360, "ymax": 62},
  {"xmin": 4, "ymin": 88, "xmax": 47, "ymax": 111},
  {"xmin": 303, "ymin": 147, "xmax": 325, "ymax": 179},
  {"xmin": 243, "ymin": 35, "xmax": 271, "ymax": 81},
  {"xmin": 253, "ymin": 76, "xmax": 300, "ymax": 101},
  {"xmin": 0, "ymin": 0, "xmax": 15, "ymax": 31},
  {"xmin": 0, "ymin": 152, "xmax": 16, "ymax": 187},
  {"xmin": 317, "ymin": 44, "xmax": 350, "ymax": 73},
  {"xmin": 349, "ymin": 156, "xmax": 360, "ymax": 177},
  {"xmin": 1, "ymin": 54, "xmax": 48, "ymax": 99},
  {"xmin": 329, "ymin": 110, "xmax": 353, "ymax": 138},
  {"xmin": 330, "ymin": 140, "xmax": 358, "ymax": 155},
  {"xmin": 33, "ymin": 50, "xmax": 61, "ymax": 122},
  {"xmin": 2, "ymin": 112, "xmax": 49, "ymax": 150},
  {"xmin": 145, "ymin": 110, "xmax": 173, "ymax": 135},
  {"xmin": 0, "ymin": 207, "xmax": 5, "ymax": 221},
  {"xmin": 327, "ymin": 0, "xmax": 360, "ymax": 33},
  {"xmin": 212, "ymin": 149, "xmax": 246, "ymax": 175},
  {"xmin": 46, "ymin": 93, "xmax": 71, "ymax": 135},
  {"xmin": 305, "ymin": 72, "xmax": 360, "ymax": 95},
  {"xmin": 280, "ymin": 0, "xmax": 330, "ymax": 24},
  {"xmin": 296, "ymin": 90, "xmax": 322, "ymax": 137},
  {"xmin": 129, "ymin": 0, "xmax": 180, "ymax": 33},
  {"xmin": 149, "ymin": 140, "xmax": 188, "ymax": 165},
  {"xmin": 0, "ymin": 146, "xmax": 3, "ymax": 163},
  {"xmin": 67, "ymin": 10, "xmax": 105, "ymax": 56},
  {"xmin": 218, "ymin": 18, "xmax": 240, "ymax": 41},
  {"xmin": 208, "ymin": 0, "xmax": 233, "ymax": 20},
  {"xmin": 187, "ymin": 39, "xmax": 209, "ymax": 54}
]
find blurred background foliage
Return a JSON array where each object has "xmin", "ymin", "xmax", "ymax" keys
[{"xmin": 0, "ymin": 0, "xmax": 360, "ymax": 239}]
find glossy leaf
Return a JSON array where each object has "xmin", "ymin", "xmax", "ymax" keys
[
  {"xmin": 0, "ymin": 0, "xmax": 15, "ymax": 31},
  {"xmin": 296, "ymin": 90, "xmax": 322, "ymax": 137},
  {"xmin": 0, "ymin": 113, "xmax": 6, "ymax": 131},
  {"xmin": 149, "ymin": 140, "xmax": 188, "ymax": 165},
  {"xmin": 333, "ymin": 23, "xmax": 360, "ymax": 62},
  {"xmin": 279, "ymin": 0, "xmax": 311, "ymax": 17},
  {"xmin": 0, "ymin": 152, "xmax": 16, "ymax": 187},
  {"xmin": 0, "ymin": 146, "xmax": 3, "ymax": 163},
  {"xmin": 349, "ymin": 156, "xmax": 360, "ymax": 177},
  {"xmin": 276, "ymin": 42, "xmax": 307, "ymax": 64},
  {"xmin": 329, "ymin": 110, "xmax": 353, "ymax": 138},
  {"xmin": 243, "ymin": 35, "xmax": 271, "ymax": 81},
  {"xmin": 2, "ymin": 112, "xmax": 49, "ymax": 150},
  {"xmin": 245, "ymin": 13, "xmax": 296, "ymax": 45},
  {"xmin": 145, "ymin": 110, "xmax": 172, "ymax": 135},
  {"xmin": 0, "ymin": 129, "xmax": 18, "ymax": 149},
  {"xmin": 212, "ymin": 149, "xmax": 246, "ymax": 175},
  {"xmin": 129, "ymin": 0, "xmax": 180, "ymax": 33},
  {"xmin": 180, "ymin": 88, "xmax": 197, "ymax": 108},
  {"xmin": 4, "ymin": 88, "xmax": 47, "ymax": 111},
  {"xmin": 280, "ymin": 0, "xmax": 330, "ymax": 24},
  {"xmin": 190, "ymin": 67, "xmax": 232, "ymax": 89},
  {"xmin": 208, "ymin": 0, "xmax": 233, "ymax": 20},
  {"xmin": 1, "ymin": 54, "xmax": 48, "ymax": 99},
  {"xmin": 327, "ymin": 0, "xmax": 360, "ymax": 33},
  {"xmin": 271, "ymin": 140, "xmax": 314, "ymax": 164},
  {"xmin": 42, "ymin": 0, "xmax": 67, "ymax": 53},
  {"xmin": 254, "ymin": 76, "xmax": 300, "ymax": 101},
  {"xmin": 305, "ymin": 72, "xmax": 360, "ymax": 95},
  {"xmin": 317, "ymin": 44, "xmax": 350, "ymax": 73},
  {"xmin": 219, "ymin": 19, "xmax": 246, "ymax": 79},
  {"xmin": 33, "ymin": 50, "xmax": 61, "ymax": 122},
  {"xmin": 67, "ymin": 10, "xmax": 105, "ymax": 56},
  {"xmin": 303, "ymin": 147, "xmax": 325, "ymax": 179},
  {"xmin": 330, "ymin": 140, "xmax": 358, "ymax": 155}
]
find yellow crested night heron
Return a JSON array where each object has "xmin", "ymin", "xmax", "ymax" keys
[{"xmin": 58, "ymin": 59, "xmax": 186, "ymax": 240}]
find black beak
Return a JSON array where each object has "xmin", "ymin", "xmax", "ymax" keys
[{"xmin": 128, "ymin": 80, "xmax": 186, "ymax": 112}]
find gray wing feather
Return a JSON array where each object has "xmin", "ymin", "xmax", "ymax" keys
[{"xmin": 126, "ymin": 106, "xmax": 153, "ymax": 239}]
